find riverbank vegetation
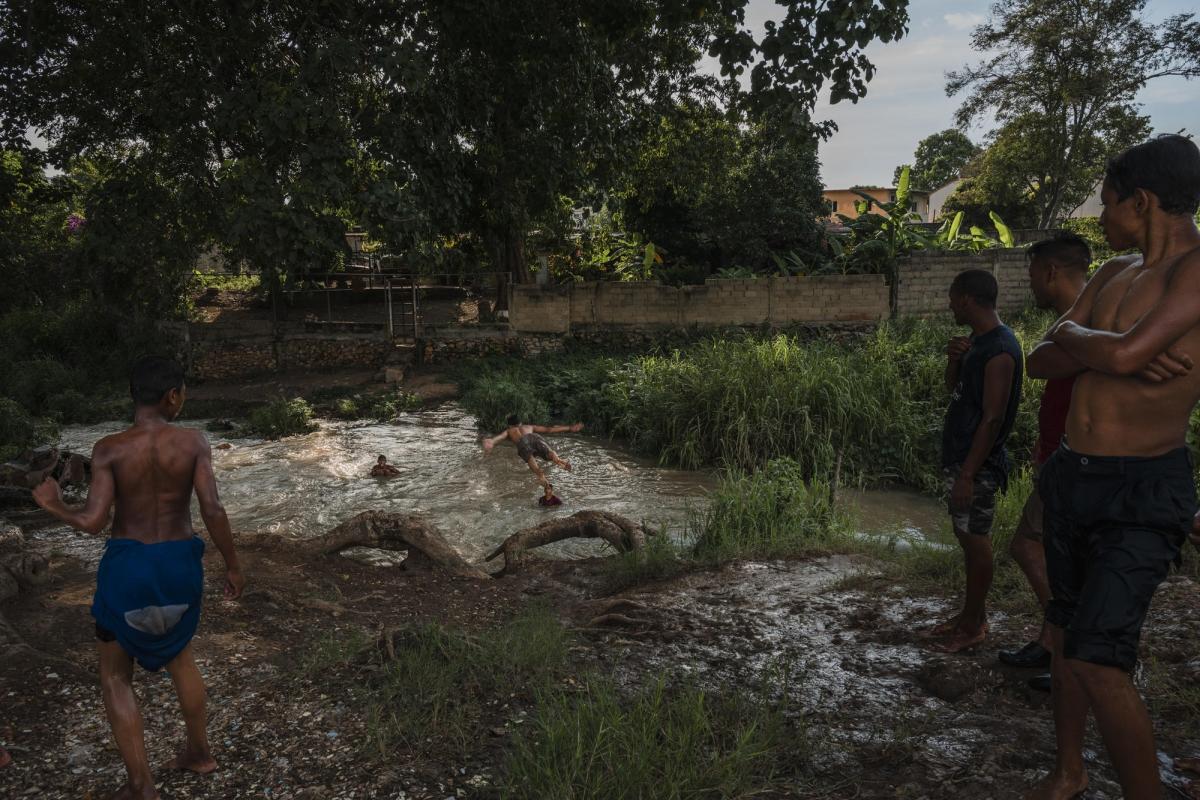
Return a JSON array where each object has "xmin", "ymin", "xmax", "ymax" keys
[{"xmin": 458, "ymin": 312, "xmax": 1056, "ymax": 494}]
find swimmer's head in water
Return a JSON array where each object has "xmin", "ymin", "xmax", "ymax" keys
[
  {"xmin": 507, "ymin": 414, "xmax": 520, "ymax": 426},
  {"xmin": 377, "ymin": 455, "xmax": 387, "ymax": 464},
  {"xmin": 130, "ymin": 355, "xmax": 186, "ymax": 418}
]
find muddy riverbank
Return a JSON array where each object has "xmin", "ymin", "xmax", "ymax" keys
[{"xmin": 2, "ymin": 528, "xmax": 1199, "ymax": 799}]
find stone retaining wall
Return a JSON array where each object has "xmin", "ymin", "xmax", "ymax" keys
[{"xmin": 189, "ymin": 332, "xmax": 392, "ymax": 381}]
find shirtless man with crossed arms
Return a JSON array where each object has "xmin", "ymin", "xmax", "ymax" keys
[{"xmin": 1024, "ymin": 134, "xmax": 1200, "ymax": 799}]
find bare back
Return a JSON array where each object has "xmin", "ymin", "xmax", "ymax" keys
[
  {"xmin": 504, "ymin": 425, "xmax": 536, "ymax": 443},
  {"xmin": 97, "ymin": 422, "xmax": 206, "ymax": 542},
  {"xmin": 1069, "ymin": 249, "xmax": 1200, "ymax": 456}
]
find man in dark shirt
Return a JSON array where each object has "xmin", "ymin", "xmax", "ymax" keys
[
  {"xmin": 998, "ymin": 234, "xmax": 1090, "ymax": 684},
  {"xmin": 927, "ymin": 269, "xmax": 1024, "ymax": 653}
]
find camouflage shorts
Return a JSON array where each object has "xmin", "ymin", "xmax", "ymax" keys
[{"xmin": 943, "ymin": 465, "xmax": 1001, "ymax": 536}]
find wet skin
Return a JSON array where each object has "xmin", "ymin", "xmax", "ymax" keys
[{"xmin": 33, "ymin": 388, "xmax": 243, "ymax": 800}]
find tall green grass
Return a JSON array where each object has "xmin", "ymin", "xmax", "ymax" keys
[
  {"xmin": 502, "ymin": 676, "xmax": 802, "ymax": 799},
  {"xmin": 457, "ymin": 313, "xmax": 1057, "ymax": 493},
  {"xmin": 691, "ymin": 458, "xmax": 855, "ymax": 562}
]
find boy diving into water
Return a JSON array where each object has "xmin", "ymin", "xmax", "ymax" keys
[
  {"xmin": 33, "ymin": 356, "xmax": 244, "ymax": 800},
  {"xmin": 482, "ymin": 415, "xmax": 583, "ymax": 502}
]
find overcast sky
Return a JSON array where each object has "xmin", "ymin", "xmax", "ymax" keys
[{"xmin": 758, "ymin": 0, "xmax": 1200, "ymax": 188}]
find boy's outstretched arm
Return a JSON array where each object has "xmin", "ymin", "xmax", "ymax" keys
[
  {"xmin": 531, "ymin": 423, "xmax": 584, "ymax": 434},
  {"xmin": 482, "ymin": 431, "xmax": 508, "ymax": 451}
]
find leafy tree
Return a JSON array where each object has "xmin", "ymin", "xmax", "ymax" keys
[
  {"xmin": 1, "ymin": 0, "xmax": 911, "ymax": 296},
  {"xmin": 618, "ymin": 103, "xmax": 826, "ymax": 274},
  {"xmin": 893, "ymin": 129, "xmax": 979, "ymax": 191},
  {"xmin": 947, "ymin": 0, "xmax": 1200, "ymax": 227},
  {"xmin": 942, "ymin": 110, "xmax": 1150, "ymax": 229}
]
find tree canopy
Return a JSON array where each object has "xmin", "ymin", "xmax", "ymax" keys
[
  {"xmin": 1, "ymin": 0, "xmax": 910, "ymax": 294},
  {"xmin": 893, "ymin": 129, "xmax": 979, "ymax": 192},
  {"xmin": 946, "ymin": 0, "xmax": 1200, "ymax": 227}
]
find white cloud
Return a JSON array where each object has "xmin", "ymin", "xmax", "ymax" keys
[{"xmin": 943, "ymin": 12, "xmax": 985, "ymax": 31}]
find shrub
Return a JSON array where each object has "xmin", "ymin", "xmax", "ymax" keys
[
  {"xmin": 246, "ymin": 398, "xmax": 318, "ymax": 439},
  {"xmin": 0, "ymin": 396, "xmax": 58, "ymax": 462},
  {"xmin": 460, "ymin": 375, "xmax": 549, "ymax": 432},
  {"xmin": 691, "ymin": 458, "xmax": 854, "ymax": 562}
]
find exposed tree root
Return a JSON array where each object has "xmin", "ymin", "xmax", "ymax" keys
[
  {"xmin": 238, "ymin": 511, "xmax": 489, "ymax": 580},
  {"xmin": 484, "ymin": 511, "xmax": 650, "ymax": 575}
]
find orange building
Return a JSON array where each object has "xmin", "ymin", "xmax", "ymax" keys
[{"xmin": 822, "ymin": 186, "xmax": 931, "ymax": 221}]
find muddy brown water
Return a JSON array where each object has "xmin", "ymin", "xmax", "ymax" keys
[{"xmin": 49, "ymin": 402, "xmax": 950, "ymax": 564}]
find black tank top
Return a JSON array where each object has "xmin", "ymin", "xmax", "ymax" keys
[{"xmin": 941, "ymin": 324, "xmax": 1024, "ymax": 475}]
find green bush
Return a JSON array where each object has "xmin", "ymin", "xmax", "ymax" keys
[
  {"xmin": 0, "ymin": 397, "xmax": 58, "ymax": 462},
  {"xmin": 460, "ymin": 375, "xmax": 550, "ymax": 432},
  {"xmin": 246, "ymin": 398, "xmax": 318, "ymax": 439},
  {"xmin": 692, "ymin": 458, "xmax": 854, "ymax": 562}
]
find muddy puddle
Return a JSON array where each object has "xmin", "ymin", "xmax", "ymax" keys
[{"xmin": 577, "ymin": 557, "xmax": 1198, "ymax": 798}]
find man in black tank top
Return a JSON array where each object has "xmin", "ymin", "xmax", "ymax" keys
[{"xmin": 925, "ymin": 269, "xmax": 1024, "ymax": 653}]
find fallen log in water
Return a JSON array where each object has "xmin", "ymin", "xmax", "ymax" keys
[
  {"xmin": 484, "ymin": 510, "xmax": 650, "ymax": 575},
  {"xmin": 238, "ymin": 510, "xmax": 491, "ymax": 580}
]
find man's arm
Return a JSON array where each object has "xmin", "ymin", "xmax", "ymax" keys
[
  {"xmin": 193, "ymin": 434, "xmax": 244, "ymax": 599},
  {"xmin": 1026, "ymin": 341, "xmax": 1087, "ymax": 380},
  {"xmin": 1051, "ymin": 254, "xmax": 1200, "ymax": 376},
  {"xmin": 531, "ymin": 423, "xmax": 584, "ymax": 434},
  {"xmin": 481, "ymin": 431, "xmax": 508, "ymax": 451},
  {"xmin": 951, "ymin": 354, "xmax": 1016, "ymax": 511},
  {"xmin": 31, "ymin": 442, "xmax": 115, "ymax": 534},
  {"xmin": 1027, "ymin": 258, "xmax": 1130, "ymax": 379}
]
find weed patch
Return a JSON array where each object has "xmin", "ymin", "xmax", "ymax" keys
[{"xmin": 502, "ymin": 676, "xmax": 804, "ymax": 799}]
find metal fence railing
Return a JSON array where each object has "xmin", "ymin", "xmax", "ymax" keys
[{"xmin": 276, "ymin": 272, "xmax": 510, "ymax": 339}]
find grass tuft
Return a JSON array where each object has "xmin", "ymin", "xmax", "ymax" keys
[
  {"xmin": 691, "ymin": 458, "xmax": 855, "ymax": 563},
  {"xmin": 502, "ymin": 676, "xmax": 803, "ymax": 799}
]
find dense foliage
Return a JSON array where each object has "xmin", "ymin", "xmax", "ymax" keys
[
  {"xmin": 458, "ymin": 312, "xmax": 1058, "ymax": 495},
  {"xmin": 893, "ymin": 129, "xmax": 980, "ymax": 193},
  {"xmin": 1, "ymin": 0, "xmax": 911, "ymax": 288}
]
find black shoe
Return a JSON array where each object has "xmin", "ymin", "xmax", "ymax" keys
[
  {"xmin": 998, "ymin": 641, "xmax": 1051, "ymax": 669},
  {"xmin": 1028, "ymin": 673, "xmax": 1051, "ymax": 692}
]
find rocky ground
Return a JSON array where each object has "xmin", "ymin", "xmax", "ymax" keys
[{"xmin": 2, "ymin": 533, "xmax": 1199, "ymax": 799}]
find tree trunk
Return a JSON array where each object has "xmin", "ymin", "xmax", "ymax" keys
[
  {"xmin": 484, "ymin": 510, "xmax": 650, "ymax": 575},
  {"xmin": 492, "ymin": 226, "xmax": 527, "ymax": 312},
  {"xmin": 238, "ymin": 511, "xmax": 490, "ymax": 580}
]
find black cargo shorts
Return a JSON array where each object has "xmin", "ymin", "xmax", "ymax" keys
[{"xmin": 1040, "ymin": 443, "xmax": 1196, "ymax": 672}]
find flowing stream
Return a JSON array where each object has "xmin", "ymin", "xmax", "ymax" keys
[{"xmin": 50, "ymin": 402, "xmax": 949, "ymax": 562}]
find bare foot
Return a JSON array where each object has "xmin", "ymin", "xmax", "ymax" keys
[
  {"xmin": 930, "ymin": 623, "xmax": 989, "ymax": 653},
  {"xmin": 1176, "ymin": 759, "xmax": 1200, "ymax": 799},
  {"xmin": 1023, "ymin": 769, "xmax": 1088, "ymax": 799},
  {"xmin": 919, "ymin": 614, "xmax": 962, "ymax": 639},
  {"xmin": 105, "ymin": 783, "xmax": 161, "ymax": 800},
  {"xmin": 165, "ymin": 749, "xmax": 218, "ymax": 774}
]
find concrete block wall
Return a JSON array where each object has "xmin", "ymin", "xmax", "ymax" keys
[
  {"xmin": 511, "ymin": 274, "xmax": 890, "ymax": 333},
  {"xmin": 895, "ymin": 249, "xmax": 1030, "ymax": 318}
]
